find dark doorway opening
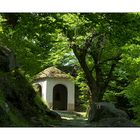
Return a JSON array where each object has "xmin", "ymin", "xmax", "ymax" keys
[
  {"xmin": 35, "ymin": 84, "xmax": 42, "ymax": 97},
  {"xmin": 53, "ymin": 84, "xmax": 67, "ymax": 110}
]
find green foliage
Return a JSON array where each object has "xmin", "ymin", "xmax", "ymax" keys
[
  {"xmin": 0, "ymin": 70, "xmax": 58, "ymax": 126},
  {"xmin": 59, "ymin": 13, "xmax": 140, "ymax": 102},
  {"xmin": 0, "ymin": 13, "xmax": 76, "ymax": 79},
  {"xmin": 0, "ymin": 13, "xmax": 140, "ymax": 119},
  {"xmin": 125, "ymin": 78, "xmax": 140, "ymax": 123},
  {"xmin": 74, "ymin": 69, "xmax": 89, "ymax": 110},
  {"xmin": 121, "ymin": 44, "xmax": 140, "ymax": 79}
]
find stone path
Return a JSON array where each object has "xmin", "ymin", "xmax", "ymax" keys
[{"xmin": 55, "ymin": 111, "xmax": 93, "ymax": 127}]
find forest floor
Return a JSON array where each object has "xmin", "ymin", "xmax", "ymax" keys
[
  {"xmin": 54, "ymin": 111, "xmax": 93, "ymax": 127},
  {"xmin": 53, "ymin": 111, "xmax": 139, "ymax": 127}
]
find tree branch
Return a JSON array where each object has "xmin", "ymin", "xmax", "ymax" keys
[
  {"xmin": 71, "ymin": 42, "xmax": 97, "ymax": 94},
  {"xmin": 103, "ymin": 56, "xmax": 121, "ymax": 90},
  {"xmin": 99, "ymin": 54, "xmax": 122, "ymax": 65}
]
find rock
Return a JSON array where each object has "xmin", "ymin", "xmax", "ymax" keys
[
  {"xmin": 88, "ymin": 102, "xmax": 129, "ymax": 122},
  {"xmin": 0, "ymin": 45, "xmax": 16, "ymax": 71},
  {"xmin": 97, "ymin": 117, "xmax": 137, "ymax": 127},
  {"xmin": 88, "ymin": 102, "xmax": 137, "ymax": 127},
  {"xmin": 46, "ymin": 110, "xmax": 61, "ymax": 120},
  {"xmin": 0, "ymin": 46, "xmax": 61, "ymax": 126}
]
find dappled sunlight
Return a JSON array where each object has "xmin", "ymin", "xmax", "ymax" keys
[
  {"xmin": 61, "ymin": 117, "xmax": 74, "ymax": 120},
  {"xmin": 0, "ymin": 13, "xmax": 140, "ymax": 127},
  {"xmin": 54, "ymin": 111, "xmax": 91, "ymax": 127}
]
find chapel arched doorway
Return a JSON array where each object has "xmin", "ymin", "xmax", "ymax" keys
[
  {"xmin": 35, "ymin": 84, "xmax": 42, "ymax": 97},
  {"xmin": 53, "ymin": 84, "xmax": 68, "ymax": 110}
]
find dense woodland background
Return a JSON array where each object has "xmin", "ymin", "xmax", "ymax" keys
[{"xmin": 0, "ymin": 13, "xmax": 140, "ymax": 126}]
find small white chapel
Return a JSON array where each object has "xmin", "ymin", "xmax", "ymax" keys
[{"xmin": 34, "ymin": 67, "xmax": 75, "ymax": 111}]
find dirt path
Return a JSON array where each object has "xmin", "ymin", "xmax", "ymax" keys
[
  {"xmin": 55, "ymin": 111, "xmax": 93, "ymax": 127},
  {"xmin": 53, "ymin": 111, "xmax": 137, "ymax": 127}
]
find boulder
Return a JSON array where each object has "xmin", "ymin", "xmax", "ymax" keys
[
  {"xmin": 0, "ymin": 46, "xmax": 62, "ymax": 126},
  {"xmin": 97, "ymin": 117, "xmax": 137, "ymax": 127},
  {"xmin": 88, "ymin": 102, "xmax": 129, "ymax": 122},
  {"xmin": 46, "ymin": 110, "xmax": 61, "ymax": 120},
  {"xmin": 0, "ymin": 45, "xmax": 16, "ymax": 71}
]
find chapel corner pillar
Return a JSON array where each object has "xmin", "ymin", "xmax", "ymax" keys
[{"xmin": 67, "ymin": 103, "xmax": 75, "ymax": 111}]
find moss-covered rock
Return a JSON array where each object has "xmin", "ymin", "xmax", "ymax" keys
[
  {"xmin": 0, "ymin": 69, "xmax": 62, "ymax": 126},
  {"xmin": 0, "ymin": 46, "xmax": 61, "ymax": 126},
  {"xmin": 88, "ymin": 102, "xmax": 137, "ymax": 127}
]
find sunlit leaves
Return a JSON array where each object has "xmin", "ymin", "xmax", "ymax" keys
[
  {"xmin": 121, "ymin": 44, "xmax": 140, "ymax": 77},
  {"xmin": 125, "ymin": 78, "xmax": 140, "ymax": 122},
  {"xmin": 0, "ymin": 13, "xmax": 140, "ymax": 111}
]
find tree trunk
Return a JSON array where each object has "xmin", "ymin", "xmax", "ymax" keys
[
  {"xmin": 90, "ymin": 88, "xmax": 104, "ymax": 103},
  {"xmin": 72, "ymin": 45, "xmax": 104, "ymax": 104}
]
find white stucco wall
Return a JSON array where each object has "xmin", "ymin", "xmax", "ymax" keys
[
  {"xmin": 46, "ymin": 78, "xmax": 75, "ymax": 111},
  {"xmin": 35, "ymin": 78, "xmax": 75, "ymax": 111}
]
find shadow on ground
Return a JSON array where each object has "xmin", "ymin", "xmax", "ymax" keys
[{"xmin": 54, "ymin": 111, "xmax": 93, "ymax": 127}]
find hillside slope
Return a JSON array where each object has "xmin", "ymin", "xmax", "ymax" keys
[{"xmin": 0, "ymin": 46, "xmax": 61, "ymax": 127}]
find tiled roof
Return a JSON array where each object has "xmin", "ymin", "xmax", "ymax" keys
[{"xmin": 34, "ymin": 66, "xmax": 71, "ymax": 80}]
